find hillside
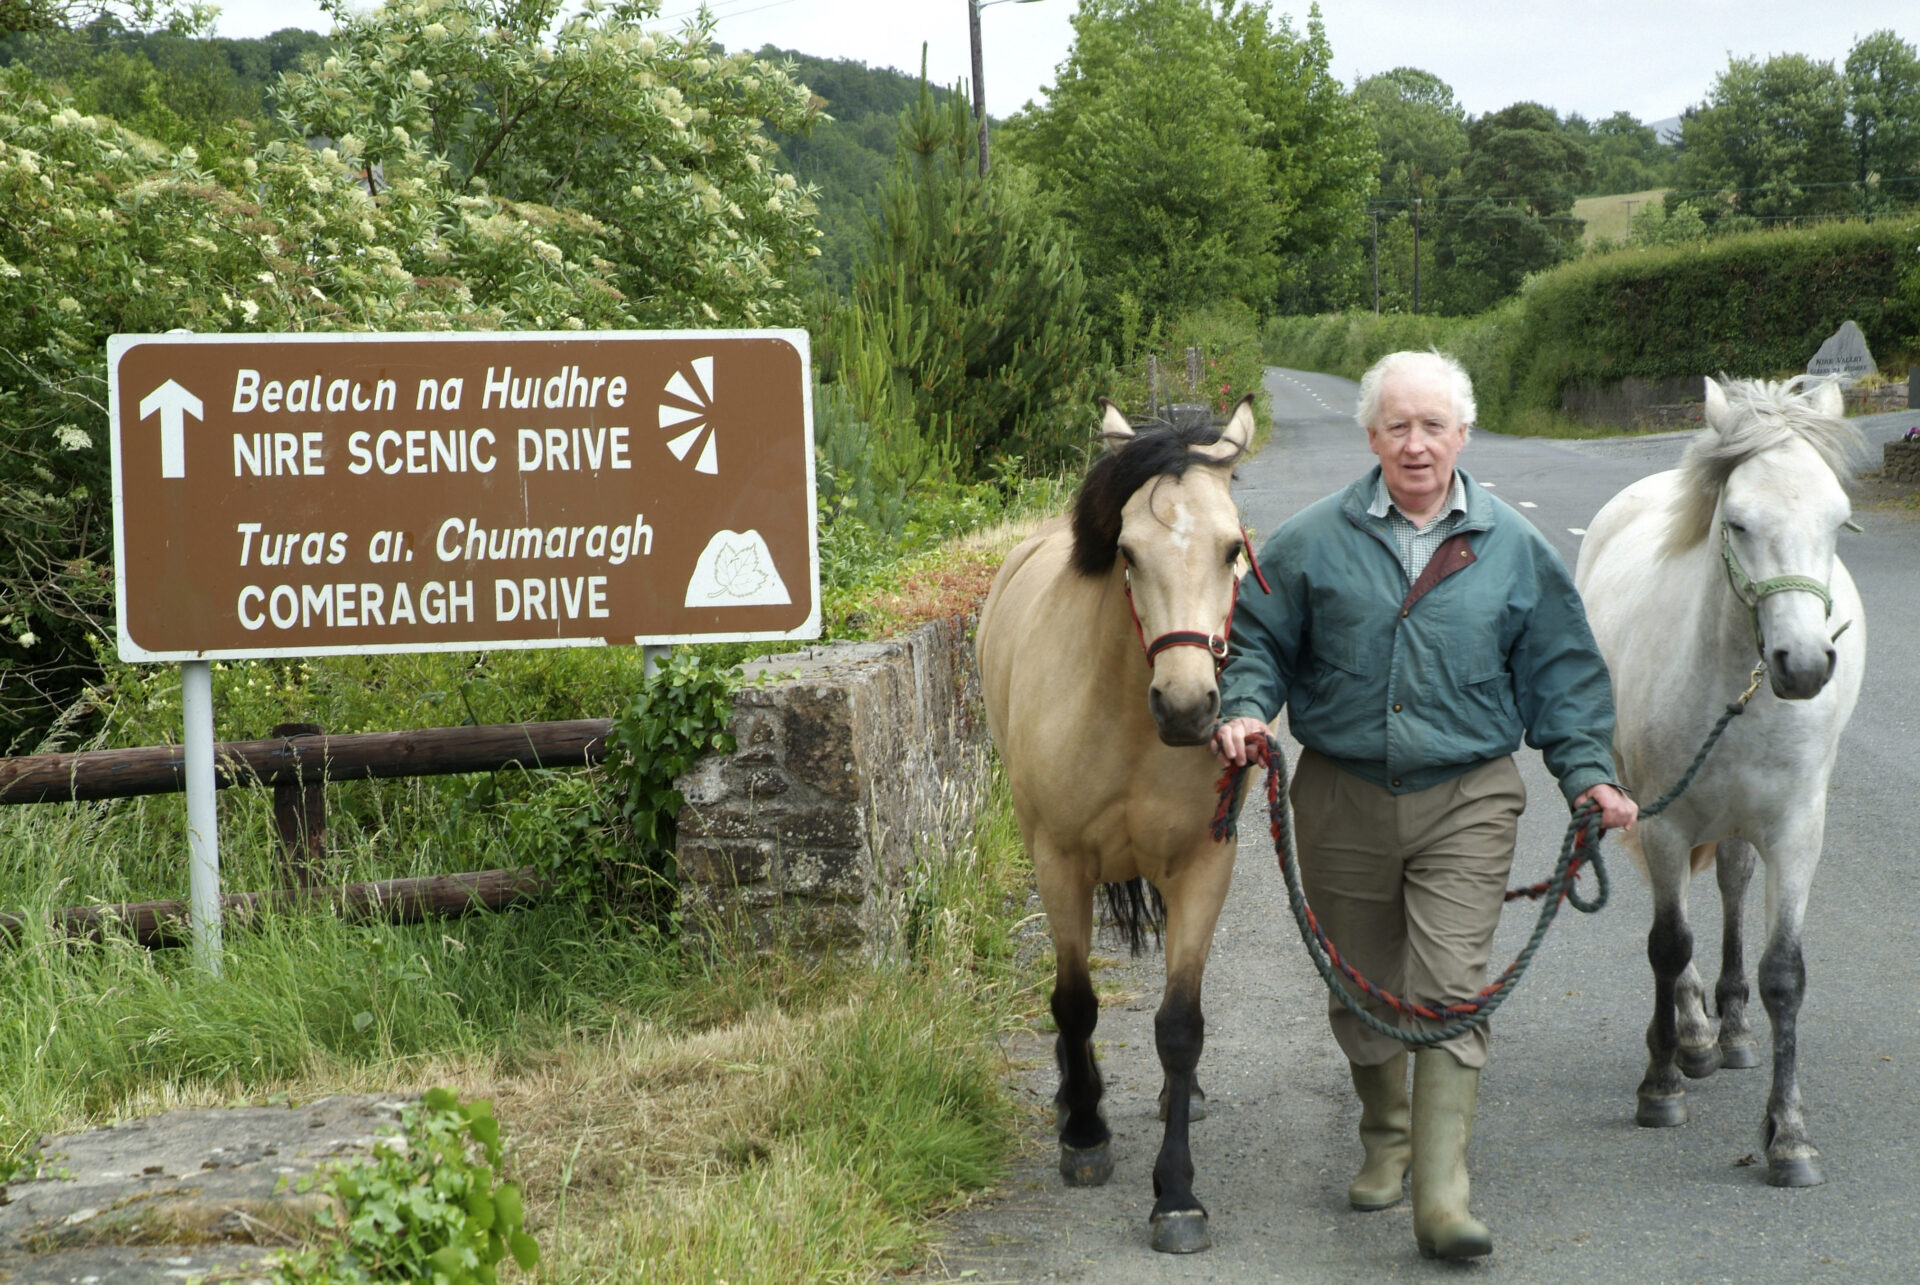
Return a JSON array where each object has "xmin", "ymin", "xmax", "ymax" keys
[
  {"xmin": 1573, "ymin": 188, "xmax": 1669, "ymax": 245},
  {"xmin": 754, "ymin": 45, "xmax": 954, "ymax": 290}
]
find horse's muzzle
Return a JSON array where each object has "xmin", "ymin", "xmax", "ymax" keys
[
  {"xmin": 1768, "ymin": 644, "xmax": 1837, "ymax": 700},
  {"xmin": 1150, "ymin": 685, "xmax": 1219, "ymax": 746}
]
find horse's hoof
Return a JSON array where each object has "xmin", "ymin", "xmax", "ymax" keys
[
  {"xmin": 1149, "ymin": 1209, "xmax": 1211, "ymax": 1254},
  {"xmin": 1059, "ymin": 1140, "xmax": 1114, "ymax": 1187},
  {"xmin": 1156, "ymin": 1086, "xmax": 1208, "ymax": 1122},
  {"xmin": 1678, "ymin": 1044, "xmax": 1719, "ymax": 1079},
  {"xmin": 1636, "ymin": 1093, "xmax": 1688, "ymax": 1128},
  {"xmin": 1767, "ymin": 1153, "xmax": 1825, "ymax": 1188},
  {"xmin": 1718, "ymin": 1039, "xmax": 1759, "ymax": 1070}
]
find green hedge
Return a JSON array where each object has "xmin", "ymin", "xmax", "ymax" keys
[
  {"xmin": 1262, "ymin": 304, "xmax": 1527, "ymax": 426},
  {"xmin": 1265, "ymin": 218, "xmax": 1920, "ymax": 430}
]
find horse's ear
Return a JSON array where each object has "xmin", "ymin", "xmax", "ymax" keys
[
  {"xmin": 1702, "ymin": 377, "xmax": 1731, "ymax": 435},
  {"xmin": 1808, "ymin": 377, "xmax": 1844, "ymax": 419},
  {"xmin": 1099, "ymin": 398, "xmax": 1134, "ymax": 453},
  {"xmin": 1191, "ymin": 393, "xmax": 1256, "ymax": 465}
]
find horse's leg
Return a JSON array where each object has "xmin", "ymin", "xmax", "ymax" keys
[
  {"xmin": 1713, "ymin": 837, "xmax": 1760, "ymax": 1070},
  {"xmin": 1637, "ymin": 826, "xmax": 1696, "ymax": 1127},
  {"xmin": 1757, "ymin": 830, "xmax": 1824, "ymax": 1187},
  {"xmin": 1146, "ymin": 849, "xmax": 1233, "ymax": 1254},
  {"xmin": 1036, "ymin": 844, "xmax": 1109, "ymax": 1186},
  {"xmin": 1675, "ymin": 844, "xmax": 1720, "ymax": 1079}
]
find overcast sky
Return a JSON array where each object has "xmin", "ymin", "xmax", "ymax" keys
[{"xmin": 208, "ymin": 0, "xmax": 1918, "ymax": 126}]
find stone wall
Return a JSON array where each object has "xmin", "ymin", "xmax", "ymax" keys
[
  {"xmin": 1561, "ymin": 376, "xmax": 1702, "ymax": 429},
  {"xmin": 674, "ymin": 616, "xmax": 992, "ymax": 950},
  {"xmin": 1885, "ymin": 441, "xmax": 1920, "ymax": 485}
]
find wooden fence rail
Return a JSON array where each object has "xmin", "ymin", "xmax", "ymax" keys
[
  {"xmin": 0, "ymin": 719, "xmax": 614, "ymax": 805},
  {"xmin": 0, "ymin": 719, "xmax": 617, "ymax": 947}
]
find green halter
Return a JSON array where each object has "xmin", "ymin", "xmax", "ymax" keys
[{"xmin": 1718, "ymin": 521, "xmax": 1847, "ymax": 658}]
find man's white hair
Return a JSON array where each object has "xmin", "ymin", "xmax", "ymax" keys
[{"xmin": 1355, "ymin": 349, "xmax": 1477, "ymax": 437}]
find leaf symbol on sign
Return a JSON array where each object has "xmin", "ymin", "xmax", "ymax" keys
[{"xmin": 708, "ymin": 541, "xmax": 768, "ymax": 599}]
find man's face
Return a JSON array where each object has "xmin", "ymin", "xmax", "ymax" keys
[{"xmin": 1367, "ymin": 367, "xmax": 1467, "ymax": 517}]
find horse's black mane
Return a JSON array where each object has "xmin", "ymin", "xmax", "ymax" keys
[{"xmin": 1069, "ymin": 408, "xmax": 1235, "ymax": 577}]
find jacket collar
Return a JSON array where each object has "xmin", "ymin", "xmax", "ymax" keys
[{"xmin": 1342, "ymin": 465, "xmax": 1496, "ymax": 534}]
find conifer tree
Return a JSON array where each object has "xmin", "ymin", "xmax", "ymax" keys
[{"xmin": 843, "ymin": 74, "xmax": 1096, "ymax": 474}]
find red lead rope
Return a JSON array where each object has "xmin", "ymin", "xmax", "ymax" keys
[
  {"xmin": 1128, "ymin": 527, "xmax": 1270, "ymax": 669},
  {"xmin": 1209, "ymin": 728, "xmax": 1607, "ymax": 1037}
]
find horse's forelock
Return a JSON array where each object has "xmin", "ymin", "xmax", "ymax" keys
[
  {"xmin": 1069, "ymin": 421, "xmax": 1239, "ymax": 577},
  {"xmin": 1662, "ymin": 378, "xmax": 1863, "ymax": 554}
]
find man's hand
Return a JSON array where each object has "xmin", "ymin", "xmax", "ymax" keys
[
  {"xmin": 1575, "ymin": 782, "xmax": 1637, "ymax": 832},
  {"xmin": 1210, "ymin": 716, "xmax": 1269, "ymax": 768}
]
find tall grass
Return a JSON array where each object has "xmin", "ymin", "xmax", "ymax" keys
[{"xmin": 0, "ymin": 723, "xmax": 1039, "ymax": 1282}]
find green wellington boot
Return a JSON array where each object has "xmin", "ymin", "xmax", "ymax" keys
[
  {"xmin": 1347, "ymin": 1052, "xmax": 1411, "ymax": 1210},
  {"xmin": 1410, "ymin": 1049, "xmax": 1493, "ymax": 1260}
]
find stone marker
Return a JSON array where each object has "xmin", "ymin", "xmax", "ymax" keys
[
  {"xmin": 1806, "ymin": 320, "xmax": 1876, "ymax": 385},
  {"xmin": 0, "ymin": 1095, "xmax": 411, "ymax": 1285}
]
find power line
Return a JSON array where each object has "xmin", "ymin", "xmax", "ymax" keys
[{"xmin": 659, "ymin": 0, "xmax": 803, "ymax": 25}]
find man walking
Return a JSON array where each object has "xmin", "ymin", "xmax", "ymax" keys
[{"xmin": 1212, "ymin": 350, "xmax": 1635, "ymax": 1259}]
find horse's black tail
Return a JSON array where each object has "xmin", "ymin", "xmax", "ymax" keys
[{"xmin": 1100, "ymin": 878, "xmax": 1166, "ymax": 956}]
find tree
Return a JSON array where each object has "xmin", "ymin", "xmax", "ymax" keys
[
  {"xmin": 760, "ymin": 47, "xmax": 954, "ymax": 289},
  {"xmin": 1844, "ymin": 29, "xmax": 1920, "ymax": 215},
  {"xmin": 1567, "ymin": 110, "xmax": 1675, "ymax": 196},
  {"xmin": 1219, "ymin": 1, "xmax": 1377, "ymax": 313},
  {"xmin": 836, "ymin": 76, "xmax": 1095, "ymax": 475},
  {"xmin": 1674, "ymin": 52, "xmax": 1851, "ymax": 224},
  {"xmin": 274, "ymin": 0, "xmax": 823, "ymax": 328},
  {"xmin": 0, "ymin": 0, "xmax": 204, "ymax": 39},
  {"xmin": 999, "ymin": 0, "xmax": 1280, "ymax": 330},
  {"xmin": 1431, "ymin": 102, "xmax": 1587, "ymax": 313},
  {"xmin": 0, "ymin": 64, "xmax": 635, "ymax": 746},
  {"xmin": 1354, "ymin": 67, "xmax": 1466, "ymax": 204}
]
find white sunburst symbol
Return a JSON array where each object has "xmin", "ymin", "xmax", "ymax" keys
[{"xmin": 659, "ymin": 355, "xmax": 718, "ymax": 475}]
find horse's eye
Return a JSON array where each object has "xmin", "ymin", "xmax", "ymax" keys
[
  {"xmin": 1728, "ymin": 521, "xmax": 1748, "ymax": 535},
  {"xmin": 1224, "ymin": 544, "xmax": 1242, "ymax": 566},
  {"xmin": 1118, "ymin": 545, "xmax": 1135, "ymax": 567}
]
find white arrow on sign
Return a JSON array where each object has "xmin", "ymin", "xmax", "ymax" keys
[{"xmin": 139, "ymin": 379, "xmax": 203, "ymax": 479}]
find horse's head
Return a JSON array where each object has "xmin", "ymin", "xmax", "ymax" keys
[
  {"xmin": 1072, "ymin": 396, "xmax": 1258, "ymax": 746},
  {"xmin": 1703, "ymin": 377, "xmax": 1857, "ymax": 700}
]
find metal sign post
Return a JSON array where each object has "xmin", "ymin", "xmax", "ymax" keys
[
  {"xmin": 180, "ymin": 658, "xmax": 223, "ymax": 971},
  {"xmin": 108, "ymin": 328, "xmax": 819, "ymax": 966}
]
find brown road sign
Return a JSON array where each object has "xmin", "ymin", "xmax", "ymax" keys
[{"xmin": 108, "ymin": 330, "xmax": 818, "ymax": 661}]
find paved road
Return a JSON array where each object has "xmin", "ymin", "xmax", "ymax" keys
[{"xmin": 922, "ymin": 370, "xmax": 1920, "ymax": 1283}]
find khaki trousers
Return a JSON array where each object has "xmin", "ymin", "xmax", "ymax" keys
[{"xmin": 1289, "ymin": 748, "xmax": 1525, "ymax": 1070}]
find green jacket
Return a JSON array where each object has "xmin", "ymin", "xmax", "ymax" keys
[{"xmin": 1221, "ymin": 466, "xmax": 1617, "ymax": 805}]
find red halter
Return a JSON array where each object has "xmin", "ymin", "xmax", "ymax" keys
[{"xmin": 1125, "ymin": 527, "xmax": 1270, "ymax": 669}]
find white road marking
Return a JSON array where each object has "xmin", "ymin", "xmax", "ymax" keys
[
  {"xmin": 1480, "ymin": 481, "xmax": 1496, "ymax": 488},
  {"xmin": 1519, "ymin": 501, "xmax": 1538, "ymax": 508},
  {"xmin": 1568, "ymin": 527, "xmax": 1587, "ymax": 536}
]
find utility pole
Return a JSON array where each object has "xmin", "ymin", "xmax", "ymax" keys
[
  {"xmin": 970, "ymin": 0, "xmax": 1043, "ymax": 178},
  {"xmin": 1412, "ymin": 198, "xmax": 1422, "ymax": 317},
  {"xmin": 1371, "ymin": 211, "xmax": 1380, "ymax": 314},
  {"xmin": 969, "ymin": 0, "xmax": 988, "ymax": 177}
]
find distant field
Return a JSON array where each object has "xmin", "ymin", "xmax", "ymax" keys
[{"xmin": 1573, "ymin": 188, "xmax": 1669, "ymax": 245}]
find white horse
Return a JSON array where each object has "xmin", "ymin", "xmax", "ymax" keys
[{"xmin": 1575, "ymin": 376, "xmax": 1863, "ymax": 1187}]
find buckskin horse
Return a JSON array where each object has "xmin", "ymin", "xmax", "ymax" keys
[
  {"xmin": 976, "ymin": 395, "xmax": 1260, "ymax": 1253},
  {"xmin": 1575, "ymin": 376, "xmax": 1864, "ymax": 1185}
]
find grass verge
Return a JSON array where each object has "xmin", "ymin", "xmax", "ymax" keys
[{"xmin": 0, "ymin": 489, "xmax": 1058, "ymax": 1280}]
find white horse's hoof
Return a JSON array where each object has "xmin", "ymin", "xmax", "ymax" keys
[
  {"xmin": 1059, "ymin": 1140, "xmax": 1113, "ymax": 1187},
  {"xmin": 1149, "ymin": 1209, "xmax": 1211, "ymax": 1253},
  {"xmin": 1636, "ymin": 1093, "xmax": 1688, "ymax": 1128},
  {"xmin": 1767, "ymin": 1153, "xmax": 1824, "ymax": 1187},
  {"xmin": 1678, "ymin": 1044, "xmax": 1720, "ymax": 1079},
  {"xmin": 1718, "ymin": 1039, "xmax": 1759, "ymax": 1070}
]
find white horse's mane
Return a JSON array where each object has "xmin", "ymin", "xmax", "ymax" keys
[{"xmin": 1664, "ymin": 377, "xmax": 1863, "ymax": 553}]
